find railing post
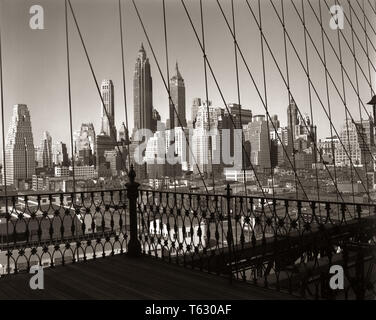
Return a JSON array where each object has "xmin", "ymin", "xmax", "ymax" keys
[
  {"xmin": 226, "ymin": 184, "xmax": 234, "ymax": 283},
  {"xmin": 126, "ymin": 164, "xmax": 141, "ymax": 257}
]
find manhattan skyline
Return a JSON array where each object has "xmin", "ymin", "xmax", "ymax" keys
[{"xmin": 0, "ymin": 0, "xmax": 375, "ymax": 154}]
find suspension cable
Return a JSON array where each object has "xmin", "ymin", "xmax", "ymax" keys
[
  {"xmin": 302, "ymin": 0, "xmax": 374, "ymax": 199},
  {"xmin": 361, "ymin": 0, "xmax": 373, "ymax": 96},
  {"xmin": 348, "ymin": 0, "xmax": 376, "ymax": 52},
  {"xmin": 182, "ymin": 0, "xmax": 310, "ymax": 201},
  {"xmin": 118, "ymin": 0, "xmax": 131, "ymax": 172},
  {"xmin": 220, "ymin": 0, "xmax": 355, "ymax": 204},
  {"xmin": 131, "ymin": 0, "xmax": 210, "ymax": 194},
  {"xmin": 269, "ymin": 0, "xmax": 372, "ymax": 201},
  {"xmin": 346, "ymin": 0, "xmax": 376, "ymax": 95},
  {"xmin": 180, "ymin": 0, "xmax": 285, "ymax": 209},
  {"xmin": 368, "ymin": 0, "xmax": 376, "ymax": 14},
  {"xmin": 242, "ymin": 0, "xmax": 351, "ymax": 203},
  {"xmin": 64, "ymin": 0, "xmax": 76, "ymax": 193},
  {"xmin": 245, "ymin": 0, "xmax": 348, "ymax": 203},
  {"xmin": 283, "ymin": 0, "xmax": 373, "ymax": 199},
  {"xmin": 320, "ymin": 0, "xmax": 375, "ymax": 117},
  {"xmin": 199, "ymin": 0, "xmax": 216, "ymax": 194},
  {"xmin": 349, "ymin": 0, "xmax": 370, "ymax": 193}
]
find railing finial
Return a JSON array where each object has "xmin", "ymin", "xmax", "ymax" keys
[{"xmin": 128, "ymin": 163, "xmax": 136, "ymax": 183}]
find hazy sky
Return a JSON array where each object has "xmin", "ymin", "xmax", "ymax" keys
[{"xmin": 0, "ymin": 0, "xmax": 375, "ymax": 153}]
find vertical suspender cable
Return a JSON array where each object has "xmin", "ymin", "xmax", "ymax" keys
[
  {"xmin": 199, "ymin": 0, "xmax": 216, "ymax": 194},
  {"xmin": 162, "ymin": 0, "xmax": 176, "ymax": 192},
  {"xmin": 0, "ymin": 0, "xmax": 10, "ymax": 274},
  {"xmin": 65, "ymin": 0, "xmax": 76, "ymax": 193},
  {"xmin": 301, "ymin": 0, "xmax": 321, "ymax": 205},
  {"xmin": 231, "ymin": 0, "xmax": 247, "ymax": 197},
  {"xmin": 336, "ymin": 0, "xmax": 355, "ymax": 203},
  {"xmin": 184, "ymin": 0, "xmax": 309, "ymax": 202},
  {"xmin": 361, "ymin": 0, "xmax": 373, "ymax": 95},
  {"xmin": 131, "ymin": 0, "xmax": 209, "ymax": 194},
  {"xmin": 244, "ymin": 0, "xmax": 348, "ymax": 203},
  {"xmin": 118, "ymin": 0, "xmax": 131, "ymax": 172},
  {"xmin": 212, "ymin": 0, "xmax": 311, "ymax": 201},
  {"xmin": 296, "ymin": 0, "xmax": 371, "ymax": 201},
  {"xmin": 181, "ymin": 0, "xmax": 283, "ymax": 205},
  {"xmin": 291, "ymin": 0, "xmax": 372, "ymax": 201},
  {"xmin": 349, "ymin": 0, "xmax": 370, "ymax": 193},
  {"xmin": 318, "ymin": 0, "xmax": 340, "ymax": 204},
  {"xmin": 322, "ymin": 0, "xmax": 374, "ymax": 118},
  {"xmin": 281, "ymin": 0, "xmax": 299, "ymax": 200},
  {"xmin": 349, "ymin": 0, "xmax": 376, "ymax": 72},
  {"xmin": 258, "ymin": 0, "xmax": 275, "ymax": 199}
]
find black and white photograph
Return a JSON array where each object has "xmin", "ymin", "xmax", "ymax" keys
[{"xmin": 0, "ymin": 0, "xmax": 375, "ymax": 307}]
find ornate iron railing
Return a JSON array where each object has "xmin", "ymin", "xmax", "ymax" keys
[
  {"xmin": 0, "ymin": 189, "xmax": 128, "ymax": 274},
  {"xmin": 137, "ymin": 186, "xmax": 376, "ymax": 300},
  {"xmin": 0, "ymin": 168, "xmax": 375, "ymax": 300}
]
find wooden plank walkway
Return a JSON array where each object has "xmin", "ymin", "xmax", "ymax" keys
[{"xmin": 0, "ymin": 255, "xmax": 296, "ymax": 300}]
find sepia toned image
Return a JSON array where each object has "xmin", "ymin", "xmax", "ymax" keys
[{"xmin": 0, "ymin": 0, "xmax": 375, "ymax": 306}]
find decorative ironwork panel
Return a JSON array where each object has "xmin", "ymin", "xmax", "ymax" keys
[{"xmin": 0, "ymin": 190, "xmax": 128, "ymax": 275}]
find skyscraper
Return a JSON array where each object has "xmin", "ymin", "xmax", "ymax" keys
[
  {"xmin": 191, "ymin": 98, "xmax": 202, "ymax": 124},
  {"xmin": 4, "ymin": 104, "xmax": 35, "ymax": 186},
  {"xmin": 74, "ymin": 123, "xmax": 96, "ymax": 155},
  {"xmin": 335, "ymin": 120, "xmax": 368, "ymax": 167},
  {"xmin": 192, "ymin": 105, "xmax": 222, "ymax": 175},
  {"xmin": 169, "ymin": 62, "xmax": 186, "ymax": 128},
  {"xmin": 134, "ymin": 44, "xmax": 153, "ymax": 131},
  {"xmin": 53, "ymin": 142, "xmax": 69, "ymax": 166},
  {"xmin": 287, "ymin": 97, "xmax": 298, "ymax": 145},
  {"xmin": 244, "ymin": 115, "xmax": 271, "ymax": 170},
  {"xmin": 40, "ymin": 131, "xmax": 53, "ymax": 169},
  {"xmin": 100, "ymin": 80, "xmax": 116, "ymax": 140}
]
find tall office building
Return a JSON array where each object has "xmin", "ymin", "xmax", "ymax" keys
[
  {"xmin": 134, "ymin": 44, "xmax": 153, "ymax": 131},
  {"xmin": 151, "ymin": 108, "xmax": 161, "ymax": 133},
  {"xmin": 335, "ymin": 119, "xmax": 369, "ymax": 167},
  {"xmin": 100, "ymin": 80, "xmax": 116, "ymax": 140},
  {"xmin": 287, "ymin": 98, "xmax": 298, "ymax": 130},
  {"xmin": 225, "ymin": 104, "xmax": 253, "ymax": 129},
  {"xmin": 169, "ymin": 62, "xmax": 186, "ymax": 128},
  {"xmin": 287, "ymin": 97, "xmax": 298, "ymax": 146},
  {"xmin": 192, "ymin": 105, "xmax": 222, "ymax": 175},
  {"xmin": 244, "ymin": 116, "xmax": 271, "ymax": 170},
  {"xmin": 53, "ymin": 142, "xmax": 69, "ymax": 166},
  {"xmin": 74, "ymin": 123, "xmax": 96, "ymax": 165},
  {"xmin": 191, "ymin": 98, "xmax": 202, "ymax": 124},
  {"xmin": 4, "ymin": 104, "xmax": 36, "ymax": 186},
  {"xmin": 96, "ymin": 134, "xmax": 116, "ymax": 173},
  {"xmin": 40, "ymin": 131, "xmax": 53, "ymax": 169}
]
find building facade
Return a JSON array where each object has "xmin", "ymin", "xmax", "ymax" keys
[
  {"xmin": 169, "ymin": 62, "xmax": 187, "ymax": 128},
  {"xmin": 40, "ymin": 131, "xmax": 53, "ymax": 169},
  {"xmin": 4, "ymin": 104, "xmax": 36, "ymax": 187},
  {"xmin": 100, "ymin": 80, "xmax": 116, "ymax": 140},
  {"xmin": 134, "ymin": 44, "xmax": 153, "ymax": 131}
]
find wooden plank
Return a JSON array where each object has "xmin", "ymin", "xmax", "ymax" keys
[{"xmin": 0, "ymin": 255, "xmax": 296, "ymax": 300}]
